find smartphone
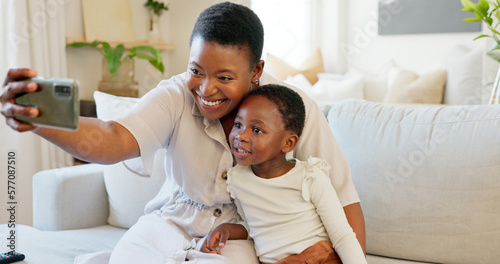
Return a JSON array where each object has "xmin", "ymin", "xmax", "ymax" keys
[{"xmin": 15, "ymin": 77, "xmax": 79, "ymax": 131}]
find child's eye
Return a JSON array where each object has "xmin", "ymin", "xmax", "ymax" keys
[
  {"xmin": 234, "ymin": 122, "xmax": 242, "ymax": 129},
  {"xmin": 252, "ymin": 127, "xmax": 262, "ymax": 134}
]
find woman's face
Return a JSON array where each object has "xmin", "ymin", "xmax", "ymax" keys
[{"xmin": 186, "ymin": 37, "xmax": 263, "ymax": 121}]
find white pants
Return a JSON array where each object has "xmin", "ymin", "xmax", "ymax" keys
[{"xmin": 76, "ymin": 190, "xmax": 259, "ymax": 264}]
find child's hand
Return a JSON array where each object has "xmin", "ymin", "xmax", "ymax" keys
[{"xmin": 201, "ymin": 226, "xmax": 230, "ymax": 255}]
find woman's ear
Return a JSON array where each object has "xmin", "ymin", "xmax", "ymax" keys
[
  {"xmin": 252, "ymin": 60, "xmax": 265, "ymax": 82},
  {"xmin": 281, "ymin": 134, "xmax": 299, "ymax": 154}
]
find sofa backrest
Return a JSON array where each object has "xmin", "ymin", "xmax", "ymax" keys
[{"xmin": 328, "ymin": 99, "xmax": 500, "ymax": 264}]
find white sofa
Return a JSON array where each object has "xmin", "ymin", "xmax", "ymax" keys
[{"xmin": 1, "ymin": 99, "xmax": 500, "ymax": 264}]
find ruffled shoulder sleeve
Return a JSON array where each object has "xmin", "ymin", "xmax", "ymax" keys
[
  {"xmin": 226, "ymin": 165, "xmax": 245, "ymax": 200},
  {"xmin": 302, "ymin": 157, "xmax": 331, "ymax": 202}
]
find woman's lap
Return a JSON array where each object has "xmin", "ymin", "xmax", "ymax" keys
[{"xmin": 108, "ymin": 212, "xmax": 259, "ymax": 264}]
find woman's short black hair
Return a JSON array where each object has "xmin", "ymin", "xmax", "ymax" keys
[
  {"xmin": 189, "ymin": 2, "xmax": 264, "ymax": 66},
  {"xmin": 247, "ymin": 84, "xmax": 306, "ymax": 137}
]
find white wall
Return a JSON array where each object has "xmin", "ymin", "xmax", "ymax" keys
[{"xmin": 343, "ymin": 0, "xmax": 484, "ymax": 73}]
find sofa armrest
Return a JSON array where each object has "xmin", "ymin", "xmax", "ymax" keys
[{"xmin": 33, "ymin": 163, "xmax": 109, "ymax": 231}]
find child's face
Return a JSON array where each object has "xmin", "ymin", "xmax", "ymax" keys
[
  {"xmin": 186, "ymin": 37, "xmax": 262, "ymax": 121},
  {"xmin": 229, "ymin": 95, "xmax": 293, "ymax": 167}
]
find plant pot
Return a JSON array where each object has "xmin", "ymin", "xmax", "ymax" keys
[{"xmin": 98, "ymin": 57, "xmax": 139, "ymax": 97}]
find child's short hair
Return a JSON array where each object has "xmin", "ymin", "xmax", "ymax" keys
[
  {"xmin": 189, "ymin": 2, "xmax": 264, "ymax": 67},
  {"xmin": 247, "ymin": 84, "xmax": 306, "ymax": 137}
]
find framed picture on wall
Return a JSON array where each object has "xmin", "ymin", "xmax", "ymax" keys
[
  {"xmin": 82, "ymin": 0, "xmax": 135, "ymax": 42},
  {"xmin": 378, "ymin": 0, "xmax": 481, "ymax": 35}
]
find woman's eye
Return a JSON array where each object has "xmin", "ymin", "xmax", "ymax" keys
[
  {"xmin": 219, "ymin": 76, "xmax": 233, "ymax": 81},
  {"xmin": 190, "ymin": 68, "xmax": 201, "ymax": 75}
]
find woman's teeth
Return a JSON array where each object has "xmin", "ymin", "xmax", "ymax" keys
[{"xmin": 200, "ymin": 97, "xmax": 224, "ymax": 106}]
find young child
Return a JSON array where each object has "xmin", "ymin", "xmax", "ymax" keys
[{"xmin": 201, "ymin": 84, "xmax": 367, "ymax": 264}]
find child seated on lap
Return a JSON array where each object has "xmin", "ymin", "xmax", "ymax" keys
[{"xmin": 201, "ymin": 84, "xmax": 366, "ymax": 264}]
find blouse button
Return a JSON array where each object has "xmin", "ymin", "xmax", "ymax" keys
[
  {"xmin": 221, "ymin": 171, "xmax": 228, "ymax": 180},
  {"xmin": 213, "ymin": 208, "xmax": 222, "ymax": 217}
]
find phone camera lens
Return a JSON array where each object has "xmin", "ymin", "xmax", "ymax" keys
[{"xmin": 55, "ymin": 85, "xmax": 71, "ymax": 97}]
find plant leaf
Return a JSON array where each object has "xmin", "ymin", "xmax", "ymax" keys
[
  {"xmin": 478, "ymin": 0, "xmax": 490, "ymax": 14},
  {"xmin": 495, "ymin": 10, "xmax": 500, "ymax": 21},
  {"xmin": 109, "ymin": 44, "xmax": 125, "ymax": 74},
  {"xmin": 461, "ymin": 0, "xmax": 474, "ymax": 9},
  {"xmin": 134, "ymin": 46, "xmax": 161, "ymax": 61},
  {"xmin": 134, "ymin": 53, "xmax": 156, "ymax": 61},
  {"xmin": 474, "ymin": 34, "xmax": 491, "ymax": 40},
  {"xmin": 463, "ymin": 17, "xmax": 482, "ymax": 22},
  {"xmin": 132, "ymin": 46, "xmax": 164, "ymax": 73},
  {"xmin": 101, "ymin": 42, "xmax": 123, "ymax": 74},
  {"xmin": 485, "ymin": 17, "xmax": 494, "ymax": 26},
  {"xmin": 491, "ymin": 27, "xmax": 500, "ymax": 36}
]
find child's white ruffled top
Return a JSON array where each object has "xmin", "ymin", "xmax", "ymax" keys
[{"xmin": 227, "ymin": 157, "xmax": 367, "ymax": 264}]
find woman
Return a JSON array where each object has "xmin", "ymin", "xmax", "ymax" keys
[{"xmin": 0, "ymin": 2, "xmax": 365, "ymax": 263}]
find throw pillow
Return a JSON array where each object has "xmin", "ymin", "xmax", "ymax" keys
[
  {"xmin": 383, "ymin": 69, "xmax": 447, "ymax": 104},
  {"xmin": 266, "ymin": 48, "xmax": 324, "ymax": 84},
  {"xmin": 94, "ymin": 91, "xmax": 166, "ymax": 228},
  {"xmin": 442, "ymin": 45, "xmax": 483, "ymax": 105},
  {"xmin": 284, "ymin": 73, "xmax": 312, "ymax": 92},
  {"xmin": 306, "ymin": 73, "xmax": 364, "ymax": 103},
  {"xmin": 349, "ymin": 60, "xmax": 396, "ymax": 102}
]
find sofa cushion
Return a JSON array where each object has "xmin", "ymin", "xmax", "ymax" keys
[
  {"xmin": 0, "ymin": 224, "xmax": 124, "ymax": 264},
  {"xmin": 94, "ymin": 91, "xmax": 166, "ymax": 229},
  {"xmin": 327, "ymin": 100, "xmax": 500, "ymax": 264},
  {"xmin": 383, "ymin": 69, "xmax": 447, "ymax": 104},
  {"xmin": 442, "ymin": 45, "xmax": 483, "ymax": 105}
]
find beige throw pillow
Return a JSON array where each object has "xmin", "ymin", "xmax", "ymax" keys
[
  {"xmin": 383, "ymin": 69, "xmax": 447, "ymax": 104},
  {"xmin": 266, "ymin": 48, "xmax": 324, "ymax": 84}
]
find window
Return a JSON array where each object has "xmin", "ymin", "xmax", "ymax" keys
[{"xmin": 252, "ymin": 0, "xmax": 317, "ymax": 67}]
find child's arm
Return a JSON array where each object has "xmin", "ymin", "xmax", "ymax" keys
[
  {"xmin": 201, "ymin": 223, "xmax": 248, "ymax": 255},
  {"xmin": 308, "ymin": 169, "xmax": 367, "ymax": 264}
]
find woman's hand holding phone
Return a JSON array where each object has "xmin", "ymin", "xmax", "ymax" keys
[
  {"xmin": 1, "ymin": 68, "xmax": 40, "ymax": 132},
  {"xmin": 2, "ymin": 68, "xmax": 80, "ymax": 131}
]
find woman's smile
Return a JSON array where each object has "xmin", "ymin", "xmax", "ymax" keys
[
  {"xmin": 186, "ymin": 37, "xmax": 263, "ymax": 121},
  {"xmin": 199, "ymin": 97, "xmax": 225, "ymax": 106}
]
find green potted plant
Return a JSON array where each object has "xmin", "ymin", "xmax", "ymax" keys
[
  {"xmin": 462, "ymin": 0, "xmax": 500, "ymax": 103},
  {"xmin": 67, "ymin": 40, "xmax": 164, "ymax": 97},
  {"xmin": 144, "ymin": 0, "xmax": 169, "ymax": 41}
]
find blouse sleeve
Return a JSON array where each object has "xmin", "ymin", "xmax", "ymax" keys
[{"xmin": 115, "ymin": 75, "xmax": 187, "ymax": 175}]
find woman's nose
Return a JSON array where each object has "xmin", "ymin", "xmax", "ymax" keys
[{"xmin": 200, "ymin": 78, "xmax": 217, "ymax": 97}]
